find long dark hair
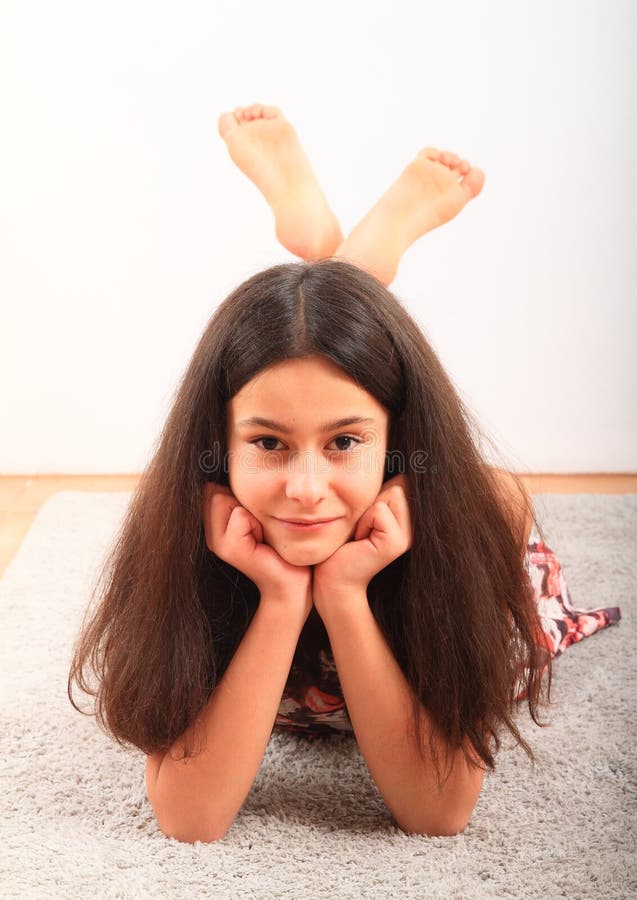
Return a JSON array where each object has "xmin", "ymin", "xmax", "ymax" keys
[{"xmin": 67, "ymin": 258, "xmax": 552, "ymax": 789}]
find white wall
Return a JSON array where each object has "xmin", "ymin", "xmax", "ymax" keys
[{"xmin": 1, "ymin": 0, "xmax": 635, "ymax": 474}]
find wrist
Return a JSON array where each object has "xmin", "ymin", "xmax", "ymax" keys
[
  {"xmin": 313, "ymin": 585, "xmax": 369, "ymax": 622},
  {"xmin": 258, "ymin": 584, "xmax": 313, "ymax": 618},
  {"xmin": 254, "ymin": 600, "xmax": 312, "ymax": 639}
]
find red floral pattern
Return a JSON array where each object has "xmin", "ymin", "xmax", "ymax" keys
[{"xmin": 274, "ymin": 538, "xmax": 622, "ymax": 735}]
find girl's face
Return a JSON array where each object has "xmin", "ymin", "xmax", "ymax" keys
[{"xmin": 226, "ymin": 355, "xmax": 390, "ymax": 566}]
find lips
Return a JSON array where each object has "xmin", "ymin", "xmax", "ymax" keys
[
  {"xmin": 279, "ymin": 517, "xmax": 336, "ymax": 524},
  {"xmin": 275, "ymin": 517, "xmax": 340, "ymax": 531}
]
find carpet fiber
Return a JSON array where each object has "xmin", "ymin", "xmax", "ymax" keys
[{"xmin": 1, "ymin": 491, "xmax": 635, "ymax": 899}]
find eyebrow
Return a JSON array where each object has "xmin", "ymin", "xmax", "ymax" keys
[{"xmin": 236, "ymin": 415, "xmax": 376, "ymax": 434}]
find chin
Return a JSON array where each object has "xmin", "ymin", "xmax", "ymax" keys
[{"xmin": 274, "ymin": 541, "xmax": 339, "ymax": 568}]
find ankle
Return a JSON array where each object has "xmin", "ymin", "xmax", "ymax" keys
[
  {"xmin": 332, "ymin": 243, "xmax": 398, "ymax": 287},
  {"xmin": 332, "ymin": 223, "xmax": 404, "ymax": 286}
]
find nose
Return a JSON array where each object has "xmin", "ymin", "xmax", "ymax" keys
[{"xmin": 284, "ymin": 451, "xmax": 328, "ymax": 506}]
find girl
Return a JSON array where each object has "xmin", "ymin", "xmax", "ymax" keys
[{"xmin": 67, "ymin": 104, "xmax": 622, "ymax": 845}]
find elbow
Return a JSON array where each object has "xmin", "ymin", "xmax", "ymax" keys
[
  {"xmin": 154, "ymin": 811, "xmax": 231, "ymax": 844},
  {"xmin": 145, "ymin": 755, "xmax": 233, "ymax": 844},
  {"xmin": 426, "ymin": 816, "xmax": 471, "ymax": 838},
  {"xmin": 397, "ymin": 815, "xmax": 470, "ymax": 838},
  {"xmin": 162, "ymin": 826, "xmax": 228, "ymax": 846},
  {"xmin": 396, "ymin": 769, "xmax": 484, "ymax": 838},
  {"xmin": 147, "ymin": 789, "xmax": 232, "ymax": 844}
]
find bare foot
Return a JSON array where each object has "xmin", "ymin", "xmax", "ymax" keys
[
  {"xmin": 334, "ymin": 147, "xmax": 486, "ymax": 285},
  {"xmin": 218, "ymin": 104, "xmax": 343, "ymax": 261}
]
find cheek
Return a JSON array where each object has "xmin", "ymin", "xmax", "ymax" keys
[
  {"xmin": 346, "ymin": 456, "xmax": 386, "ymax": 504},
  {"xmin": 227, "ymin": 450, "xmax": 265, "ymax": 506},
  {"xmin": 232, "ymin": 483, "xmax": 268, "ymax": 514},
  {"xmin": 335, "ymin": 475, "xmax": 383, "ymax": 525}
]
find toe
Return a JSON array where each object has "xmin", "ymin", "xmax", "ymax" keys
[
  {"xmin": 460, "ymin": 166, "xmax": 486, "ymax": 199},
  {"xmin": 247, "ymin": 103, "xmax": 264, "ymax": 119},
  {"xmin": 440, "ymin": 151, "xmax": 459, "ymax": 167},
  {"xmin": 263, "ymin": 105, "xmax": 282, "ymax": 118},
  {"xmin": 457, "ymin": 160, "xmax": 470, "ymax": 175},
  {"xmin": 422, "ymin": 146, "xmax": 440, "ymax": 160},
  {"xmin": 218, "ymin": 112, "xmax": 239, "ymax": 141}
]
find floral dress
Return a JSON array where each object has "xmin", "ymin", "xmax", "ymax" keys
[{"xmin": 273, "ymin": 532, "xmax": 622, "ymax": 737}]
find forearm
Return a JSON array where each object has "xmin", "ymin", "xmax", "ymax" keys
[
  {"xmin": 320, "ymin": 592, "xmax": 484, "ymax": 836},
  {"xmin": 151, "ymin": 597, "xmax": 308, "ymax": 843}
]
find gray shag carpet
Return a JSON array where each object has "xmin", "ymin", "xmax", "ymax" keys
[{"xmin": 1, "ymin": 491, "xmax": 635, "ymax": 899}]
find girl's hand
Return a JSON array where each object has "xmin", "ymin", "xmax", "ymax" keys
[
  {"xmin": 202, "ymin": 482, "xmax": 313, "ymax": 614},
  {"xmin": 312, "ymin": 474, "xmax": 413, "ymax": 615}
]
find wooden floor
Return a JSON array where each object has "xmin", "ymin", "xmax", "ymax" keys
[{"xmin": 0, "ymin": 474, "xmax": 635, "ymax": 579}]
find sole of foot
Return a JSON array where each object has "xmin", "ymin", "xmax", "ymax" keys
[
  {"xmin": 218, "ymin": 103, "xmax": 343, "ymax": 261},
  {"xmin": 334, "ymin": 146, "xmax": 486, "ymax": 286},
  {"xmin": 401, "ymin": 146, "xmax": 486, "ymax": 236}
]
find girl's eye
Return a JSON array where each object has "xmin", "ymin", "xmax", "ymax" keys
[
  {"xmin": 250, "ymin": 435, "xmax": 361, "ymax": 453},
  {"xmin": 331, "ymin": 435, "xmax": 360, "ymax": 452},
  {"xmin": 253, "ymin": 437, "xmax": 282, "ymax": 452}
]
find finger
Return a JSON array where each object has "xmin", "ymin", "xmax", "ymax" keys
[
  {"xmin": 388, "ymin": 493, "xmax": 413, "ymax": 549},
  {"xmin": 227, "ymin": 505, "xmax": 264, "ymax": 545},
  {"xmin": 377, "ymin": 483, "xmax": 413, "ymax": 544},
  {"xmin": 376, "ymin": 500, "xmax": 413, "ymax": 557},
  {"xmin": 203, "ymin": 483, "xmax": 227, "ymax": 547},
  {"xmin": 202, "ymin": 482, "xmax": 214, "ymax": 520},
  {"xmin": 381, "ymin": 473, "xmax": 409, "ymax": 495},
  {"xmin": 353, "ymin": 506, "xmax": 374, "ymax": 542},
  {"xmin": 353, "ymin": 500, "xmax": 385, "ymax": 541},
  {"xmin": 355, "ymin": 500, "xmax": 395, "ymax": 544},
  {"xmin": 384, "ymin": 486, "xmax": 411, "ymax": 532},
  {"xmin": 209, "ymin": 489, "xmax": 239, "ymax": 541},
  {"xmin": 203, "ymin": 481, "xmax": 232, "ymax": 516},
  {"xmin": 391, "ymin": 494, "xmax": 413, "ymax": 550},
  {"xmin": 241, "ymin": 507, "xmax": 263, "ymax": 544}
]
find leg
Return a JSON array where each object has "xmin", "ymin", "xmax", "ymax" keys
[
  {"xmin": 333, "ymin": 148, "xmax": 486, "ymax": 286},
  {"xmin": 218, "ymin": 104, "xmax": 344, "ymax": 261}
]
